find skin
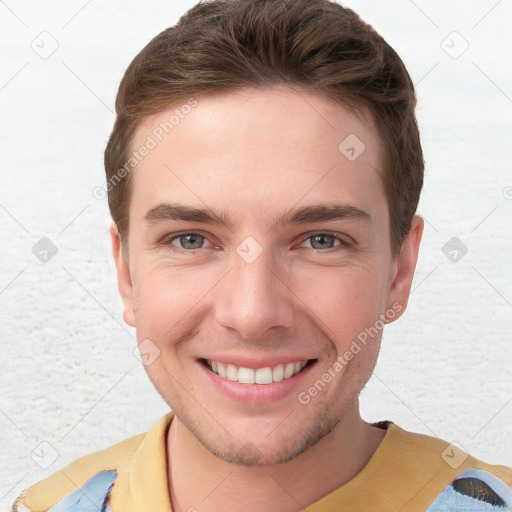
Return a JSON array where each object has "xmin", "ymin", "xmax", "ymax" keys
[{"xmin": 111, "ymin": 86, "xmax": 423, "ymax": 512}]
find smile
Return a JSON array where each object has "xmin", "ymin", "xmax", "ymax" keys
[{"xmin": 205, "ymin": 359, "xmax": 310, "ymax": 385}]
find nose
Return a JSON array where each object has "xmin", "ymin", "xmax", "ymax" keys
[{"xmin": 214, "ymin": 244, "xmax": 295, "ymax": 340}]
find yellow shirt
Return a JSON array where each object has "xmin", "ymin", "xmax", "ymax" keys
[{"xmin": 13, "ymin": 413, "xmax": 512, "ymax": 512}]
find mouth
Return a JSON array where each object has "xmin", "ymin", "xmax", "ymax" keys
[{"xmin": 200, "ymin": 358, "xmax": 316, "ymax": 385}]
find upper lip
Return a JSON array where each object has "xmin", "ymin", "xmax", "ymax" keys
[{"xmin": 199, "ymin": 355, "xmax": 316, "ymax": 369}]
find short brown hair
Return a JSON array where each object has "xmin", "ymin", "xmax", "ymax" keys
[{"xmin": 104, "ymin": 0, "xmax": 423, "ymax": 255}]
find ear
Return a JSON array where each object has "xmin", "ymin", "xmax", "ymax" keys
[
  {"xmin": 385, "ymin": 215, "xmax": 424, "ymax": 322},
  {"xmin": 110, "ymin": 222, "xmax": 135, "ymax": 327}
]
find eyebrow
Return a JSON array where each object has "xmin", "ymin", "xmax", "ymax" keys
[{"xmin": 144, "ymin": 202, "xmax": 372, "ymax": 230}]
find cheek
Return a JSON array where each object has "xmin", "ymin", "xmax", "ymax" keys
[
  {"xmin": 292, "ymin": 263, "xmax": 386, "ymax": 348},
  {"xmin": 132, "ymin": 264, "xmax": 213, "ymax": 342}
]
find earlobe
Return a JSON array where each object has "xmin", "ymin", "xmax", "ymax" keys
[
  {"xmin": 110, "ymin": 222, "xmax": 136, "ymax": 327},
  {"xmin": 386, "ymin": 215, "xmax": 424, "ymax": 321}
]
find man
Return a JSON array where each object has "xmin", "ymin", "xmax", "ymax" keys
[{"xmin": 14, "ymin": 0, "xmax": 512, "ymax": 511}]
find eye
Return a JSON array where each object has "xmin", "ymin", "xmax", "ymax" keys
[
  {"xmin": 302, "ymin": 233, "xmax": 348, "ymax": 250},
  {"xmin": 159, "ymin": 231, "xmax": 350, "ymax": 253},
  {"xmin": 163, "ymin": 232, "xmax": 210, "ymax": 251}
]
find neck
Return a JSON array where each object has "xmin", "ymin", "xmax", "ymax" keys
[{"xmin": 167, "ymin": 401, "xmax": 386, "ymax": 512}]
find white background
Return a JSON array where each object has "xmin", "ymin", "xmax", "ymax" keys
[{"xmin": 1, "ymin": 0, "xmax": 511, "ymax": 508}]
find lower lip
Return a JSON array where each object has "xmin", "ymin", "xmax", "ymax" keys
[{"xmin": 199, "ymin": 360, "xmax": 316, "ymax": 404}]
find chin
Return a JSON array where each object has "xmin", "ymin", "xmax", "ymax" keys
[{"xmin": 188, "ymin": 409, "xmax": 344, "ymax": 467}]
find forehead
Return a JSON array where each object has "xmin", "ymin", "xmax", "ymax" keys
[{"xmin": 128, "ymin": 87, "xmax": 385, "ymax": 223}]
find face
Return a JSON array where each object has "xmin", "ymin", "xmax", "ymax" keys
[{"xmin": 111, "ymin": 86, "xmax": 422, "ymax": 466}]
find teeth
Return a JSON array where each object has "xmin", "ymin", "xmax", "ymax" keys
[
  {"xmin": 255, "ymin": 367, "xmax": 273, "ymax": 384},
  {"xmin": 217, "ymin": 362, "xmax": 226, "ymax": 378},
  {"xmin": 226, "ymin": 364, "xmax": 238, "ymax": 382},
  {"xmin": 206, "ymin": 359, "xmax": 308, "ymax": 384},
  {"xmin": 238, "ymin": 367, "xmax": 255, "ymax": 384},
  {"xmin": 272, "ymin": 364, "xmax": 284, "ymax": 382},
  {"xmin": 283, "ymin": 363, "xmax": 295, "ymax": 379}
]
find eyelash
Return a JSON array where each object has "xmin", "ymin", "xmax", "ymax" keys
[{"xmin": 158, "ymin": 231, "xmax": 352, "ymax": 254}]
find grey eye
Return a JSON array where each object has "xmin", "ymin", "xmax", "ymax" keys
[
  {"xmin": 308, "ymin": 234, "xmax": 337, "ymax": 249},
  {"xmin": 175, "ymin": 233, "xmax": 205, "ymax": 249}
]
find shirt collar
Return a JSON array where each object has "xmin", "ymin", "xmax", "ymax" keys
[
  {"xmin": 108, "ymin": 414, "xmax": 397, "ymax": 512},
  {"xmin": 111, "ymin": 412, "xmax": 174, "ymax": 511}
]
